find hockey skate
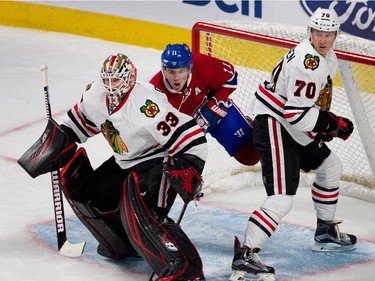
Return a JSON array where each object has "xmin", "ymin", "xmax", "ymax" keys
[
  {"xmin": 312, "ymin": 219, "xmax": 357, "ymax": 252},
  {"xmin": 230, "ymin": 237, "xmax": 275, "ymax": 281}
]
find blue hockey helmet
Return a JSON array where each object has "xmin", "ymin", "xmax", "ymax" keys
[{"xmin": 161, "ymin": 44, "xmax": 192, "ymax": 69}]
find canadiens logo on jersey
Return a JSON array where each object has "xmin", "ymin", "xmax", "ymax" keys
[
  {"xmin": 140, "ymin": 99, "xmax": 159, "ymax": 118},
  {"xmin": 101, "ymin": 120, "xmax": 128, "ymax": 154},
  {"xmin": 304, "ymin": 54, "xmax": 320, "ymax": 70}
]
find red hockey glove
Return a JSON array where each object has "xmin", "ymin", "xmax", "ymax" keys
[
  {"xmin": 329, "ymin": 117, "xmax": 353, "ymax": 140},
  {"xmin": 195, "ymin": 98, "xmax": 228, "ymax": 133},
  {"xmin": 313, "ymin": 111, "xmax": 354, "ymax": 141}
]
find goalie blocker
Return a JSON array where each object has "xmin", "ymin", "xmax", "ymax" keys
[
  {"xmin": 209, "ymin": 100, "xmax": 259, "ymax": 166},
  {"xmin": 18, "ymin": 118, "xmax": 77, "ymax": 178}
]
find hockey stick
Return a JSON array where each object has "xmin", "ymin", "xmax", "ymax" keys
[
  {"xmin": 40, "ymin": 65, "xmax": 86, "ymax": 257},
  {"xmin": 148, "ymin": 201, "xmax": 189, "ymax": 281}
]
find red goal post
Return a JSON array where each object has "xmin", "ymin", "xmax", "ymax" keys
[{"xmin": 192, "ymin": 21, "xmax": 375, "ymax": 200}]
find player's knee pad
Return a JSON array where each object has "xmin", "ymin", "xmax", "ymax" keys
[
  {"xmin": 120, "ymin": 171, "xmax": 203, "ymax": 280},
  {"xmin": 313, "ymin": 152, "xmax": 343, "ymax": 188},
  {"xmin": 60, "ymin": 148, "xmax": 136, "ymax": 260},
  {"xmin": 210, "ymin": 100, "xmax": 255, "ymax": 160},
  {"xmin": 260, "ymin": 194, "xmax": 294, "ymax": 220}
]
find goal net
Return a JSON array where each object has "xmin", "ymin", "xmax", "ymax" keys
[{"xmin": 192, "ymin": 21, "xmax": 375, "ymax": 201}]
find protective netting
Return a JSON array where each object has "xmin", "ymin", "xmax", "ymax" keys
[{"xmin": 194, "ymin": 21, "xmax": 375, "ymax": 190}]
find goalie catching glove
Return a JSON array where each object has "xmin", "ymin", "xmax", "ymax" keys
[
  {"xmin": 313, "ymin": 110, "xmax": 354, "ymax": 141},
  {"xmin": 18, "ymin": 118, "xmax": 77, "ymax": 178},
  {"xmin": 195, "ymin": 98, "xmax": 228, "ymax": 133},
  {"xmin": 163, "ymin": 154, "xmax": 204, "ymax": 204}
]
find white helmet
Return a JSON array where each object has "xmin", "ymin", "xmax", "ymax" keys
[
  {"xmin": 100, "ymin": 53, "xmax": 137, "ymax": 95},
  {"xmin": 309, "ymin": 7, "xmax": 340, "ymax": 32}
]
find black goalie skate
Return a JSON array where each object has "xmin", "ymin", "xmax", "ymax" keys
[
  {"xmin": 229, "ymin": 236, "xmax": 275, "ymax": 281},
  {"xmin": 312, "ymin": 219, "xmax": 357, "ymax": 252}
]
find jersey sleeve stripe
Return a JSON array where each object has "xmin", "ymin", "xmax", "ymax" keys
[
  {"xmin": 168, "ymin": 128, "xmax": 204, "ymax": 155},
  {"xmin": 163, "ymin": 119, "xmax": 197, "ymax": 150},
  {"xmin": 255, "ymin": 91, "xmax": 284, "ymax": 118},
  {"xmin": 284, "ymin": 106, "xmax": 313, "ymax": 125},
  {"xmin": 255, "ymin": 83, "xmax": 287, "ymax": 118},
  {"xmin": 72, "ymin": 104, "xmax": 100, "ymax": 135},
  {"xmin": 175, "ymin": 136, "xmax": 207, "ymax": 155},
  {"xmin": 258, "ymin": 83, "xmax": 286, "ymax": 108},
  {"xmin": 67, "ymin": 110, "xmax": 91, "ymax": 138},
  {"xmin": 223, "ymin": 71, "xmax": 238, "ymax": 88}
]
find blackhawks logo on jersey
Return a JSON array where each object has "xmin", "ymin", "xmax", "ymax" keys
[
  {"xmin": 304, "ymin": 54, "xmax": 320, "ymax": 70},
  {"xmin": 140, "ymin": 99, "xmax": 159, "ymax": 118},
  {"xmin": 315, "ymin": 75, "xmax": 333, "ymax": 111},
  {"xmin": 101, "ymin": 120, "xmax": 128, "ymax": 154}
]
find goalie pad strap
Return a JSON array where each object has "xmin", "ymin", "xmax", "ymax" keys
[{"xmin": 120, "ymin": 171, "xmax": 203, "ymax": 280}]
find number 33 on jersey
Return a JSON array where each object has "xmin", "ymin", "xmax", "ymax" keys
[{"xmin": 62, "ymin": 81, "xmax": 208, "ymax": 170}]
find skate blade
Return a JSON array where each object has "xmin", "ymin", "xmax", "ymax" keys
[
  {"xmin": 312, "ymin": 242, "xmax": 356, "ymax": 252},
  {"xmin": 229, "ymin": 270, "xmax": 275, "ymax": 281}
]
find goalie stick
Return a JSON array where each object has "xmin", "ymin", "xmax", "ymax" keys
[{"xmin": 40, "ymin": 65, "xmax": 85, "ymax": 257}]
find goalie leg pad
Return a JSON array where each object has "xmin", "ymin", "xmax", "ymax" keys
[
  {"xmin": 72, "ymin": 201, "xmax": 137, "ymax": 260},
  {"xmin": 60, "ymin": 147, "xmax": 93, "ymax": 202},
  {"xmin": 120, "ymin": 171, "xmax": 203, "ymax": 280},
  {"xmin": 210, "ymin": 101, "xmax": 259, "ymax": 165},
  {"xmin": 61, "ymin": 148, "xmax": 136, "ymax": 260}
]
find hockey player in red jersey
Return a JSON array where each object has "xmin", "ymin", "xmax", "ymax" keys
[
  {"xmin": 150, "ymin": 43, "xmax": 259, "ymax": 166},
  {"xmin": 230, "ymin": 8, "xmax": 356, "ymax": 281},
  {"xmin": 19, "ymin": 53, "xmax": 208, "ymax": 281}
]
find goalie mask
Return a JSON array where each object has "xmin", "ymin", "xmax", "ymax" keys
[{"xmin": 101, "ymin": 53, "xmax": 137, "ymax": 113}]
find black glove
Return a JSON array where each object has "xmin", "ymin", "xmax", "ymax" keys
[
  {"xmin": 315, "ymin": 132, "xmax": 333, "ymax": 142},
  {"xmin": 163, "ymin": 154, "xmax": 204, "ymax": 204},
  {"xmin": 313, "ymin": 111, "xmax": 354, "ymax": 140},
  {"xmin": 330, "ymin": 117, "xmax": 354, "ymax": 140}
]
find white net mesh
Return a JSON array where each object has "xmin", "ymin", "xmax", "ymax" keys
[{"xmin": 194, "ymin": 21, "xmax": 375, "ymax": 190}]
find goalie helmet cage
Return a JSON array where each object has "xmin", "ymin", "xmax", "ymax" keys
[{"xmin": 192, "ymin": 21, "xmax": 375, "ymax": 200}]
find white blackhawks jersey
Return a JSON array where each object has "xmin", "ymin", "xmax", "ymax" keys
[
  {"xmin": 252, "ymin": 38, "xmax": 338, "ymax": 145},
  {"xmin": 62, "ymin": 80, "xmax": 208, "ymax": 169}
]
